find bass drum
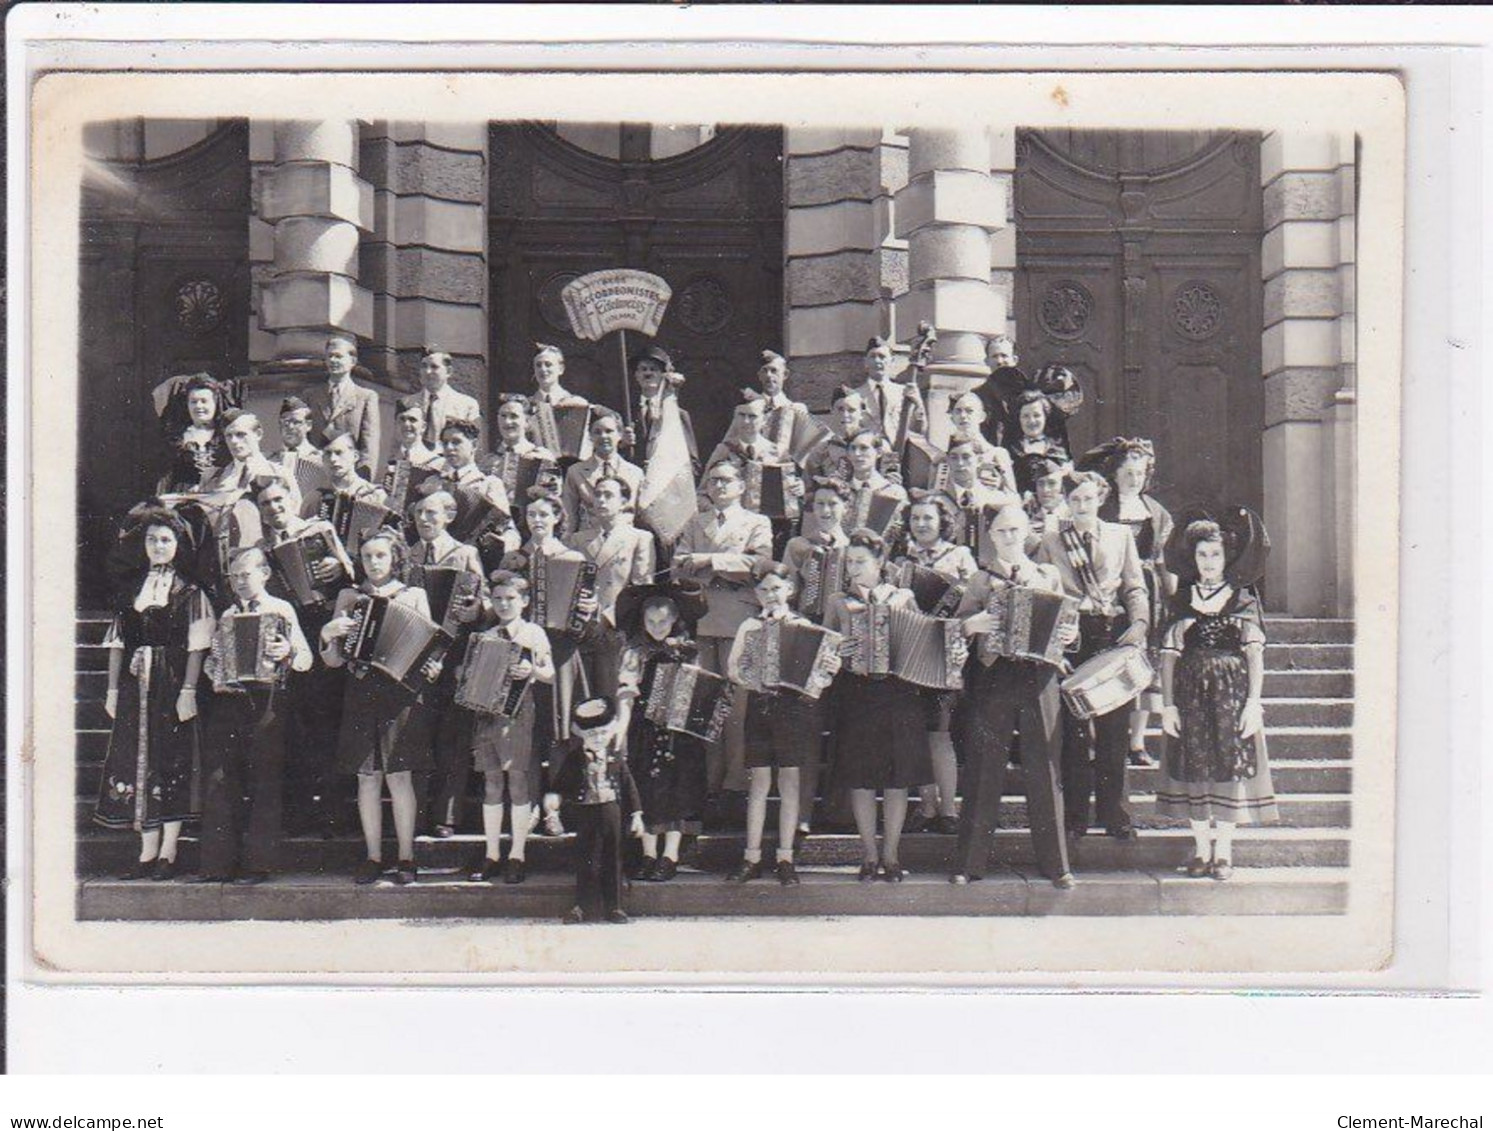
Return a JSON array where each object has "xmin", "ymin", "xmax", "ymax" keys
[{"xmin": 1059, "ymin": 645, "xmax": 1154, "ymax": 721}]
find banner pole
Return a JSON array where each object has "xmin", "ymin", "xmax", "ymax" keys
[{"xmin": 617, "ymin": 327, "xmax": 634, "ymax": 430}]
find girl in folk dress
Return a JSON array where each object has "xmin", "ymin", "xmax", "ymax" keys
[
  {"xmin": 1081, "ymin": 438, "xmax": 1176, "ymax": 767},
  {"xmin": 896, "ymin": 494, "xmax": 978, "ymax": 836},
  {"xmin": 613, "ymin": 579, "xmax": 711, "ymax": 881},
  {"xmin": 463, "ymin": 571, "xmax": 556, "ymax": 884},
  {"xmin": 823, "ymin": 529, "xmax": 933, "ymax": 882},
  {"xmin": 1158, "ymin": 516, "xmax": 1278, "ymax": 881},
  {"xmin": 95, "ymin": 508, "xmax": 214, "ymax": 880},
  {"xmin": 320, "ymin": 531, "xmax": 441, "ymax": 886}
]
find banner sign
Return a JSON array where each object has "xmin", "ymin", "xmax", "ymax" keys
[{"xmin": 561, "ymin": 269, "xmax": 672, "ymax": 341}]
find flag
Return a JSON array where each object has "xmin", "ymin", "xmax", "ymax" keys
[{"xmin": 637, "ymin": 395, "xmax": 698, "ymax": 549}]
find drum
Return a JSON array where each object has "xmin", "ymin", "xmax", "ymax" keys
[{"xmin": 1060, "ymin": 645, "xmax": 1154, "ymax": 720}]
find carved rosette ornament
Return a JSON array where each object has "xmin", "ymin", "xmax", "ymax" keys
[
  {"xmin": 173, "ymin": 278, "xmax": 223, "ymax": 335},
  {"xmin": 1038, "ymin": 280, "xmax": 1093, "ymax": 341},
  {"xmin": 538, "ymin": 271, "xmax": 583, "ymax": 335},
  {"xmin": 677, "ymin": 275, "xmax": 732, "ymax": 335},
  {"xmin": 1170, "ymin": 280, "xmax": 1225, "ymax": 341}
]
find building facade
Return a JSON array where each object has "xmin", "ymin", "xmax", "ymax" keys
[{"xmin": 78, "ymin": 119, "xmax": 1356, "ymax": 616}]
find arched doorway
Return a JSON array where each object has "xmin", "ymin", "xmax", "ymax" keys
[
  {"xmin": 488, "ymin": 122, "xmax": 785, "ymax": 452},
  {"xmin": 1015, "ymin": 129, "xmax": 1264, "ymax": 514}
]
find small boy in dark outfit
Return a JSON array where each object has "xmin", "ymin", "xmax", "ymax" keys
[{"xmin": 546, "ymin": 696, "xmax": 645, "ymax": 923}]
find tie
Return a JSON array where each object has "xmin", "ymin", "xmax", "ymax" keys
[
  {"xmin": 423, "ymin": 394, "xmax": 437, "ymax": 446},
  {"xmin": 873, "ymin": 384, "xmax": 885, "ymax": 429},
  {"xmin": 242, "ymin": 598, "xmax": 260, "ymax": 614},
  {"xmin": 716, "ymin": 510, "xmax": 728, "ymax": 526}
]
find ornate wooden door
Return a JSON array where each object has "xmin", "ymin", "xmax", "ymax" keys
[
  {"xmin": 78, "ymin": 122, "xmax": 250, "ymax": 604},
  {"xmin": 488, "ymin": 124, "xmax": 785, "ymax": 453},
  {"xmin": 1015, "ymin": 130, "xmax": 1263, "ymax": 513}
]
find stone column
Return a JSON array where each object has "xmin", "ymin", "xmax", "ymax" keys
[
  {"xmin": 359, "ymin": 122, "xmax": 489, "ymax": 414},
  {"xmin": 255, "ymin": 121, "xmax": 374, "ymax": 359},
  {"xmin": 782, "ymin": 128, "xmax": 907, "ymax": 410},
  {"xmin": 894, "ymin": 128, "xmax": 1006, "ymax": 447},
  {"xmin": 1259, "ymin": 131, "xmax": 1356, "ymax": 616},
  {"xmin": 988, "ymin": 128, "xmax": 1018, "ymax": 340}
]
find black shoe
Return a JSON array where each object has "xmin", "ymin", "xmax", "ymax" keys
[
  {"xmin": 354, "ymin": 858, "xmax": 385, "ymax": 885},
  {"xmin": 725, "ymin": 860, "xmax": 763, "ymax": 884},
  {"xmin": 1184, "ymin": 856, "xmax": 1212, "ymax": 878},
  {"xmin": 633, "ymin": 857, "xmax": 659, "ymax": 882},
  {"xmin": 394, "ymin": 860, "xmax": 418, "ymax": 886},
  {"xmin": 882, "ymin": 862, "xmax": 905, "ymax": 883},
  {"xmin": 930, "ymin": 816, "xmax": 961, "ymax": 836},
  {"xmin": 902, "ymin": 812, "xmax": 931, "ymax": 835},
  {"xmin": 1052, "ymin": 872, "xmax": 1076, "ymax": 890},
  {"xmin": 775, "ymin": 860, "xmax": 800, "ymax": 886},
  {"xmin": 233, "ymin": 870, "xmax": 270, "ymax": 886},
  {"xmin": 150, "ymin": 858, "xmax": 179, "ymax": 882},
  {"xmin": 119, "ymin": 860, "xmax": 154, "ymax": 881},
  {"xmin": 474, "ymin": 858, "xmax": 503, "ymax": 883},
  {"xmin": 605, "ymin": 909, "xmax": 630, "ymax": 924},
  {"xmin": 857, "ymin": 862, "xmax": 880, "ymax": 883},
  {"xmin": 1129, "ymin": 749, "xmax": 1157, "ymax": 768},
  {"xmin": 652, "ymin": 857, "xmax": 678, "ymax": 882},
  {"xmin": 1106, "ymin": 825, "xmax": 1138, "ymax": 841},
  {"xmin": 503, "ymin": 858, "xmax": 527, "ymax": 885}
]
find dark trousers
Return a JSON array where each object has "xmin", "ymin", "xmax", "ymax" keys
[
  {"xmin": 1061, "ymin": 614, "xmax": 1134, "ymax": 835},
  {"xmin": 572, "ymin": 802, "xmax": 624, "ymax": 918},
  {"xmin": 954, "ymin": 661, "xmax": 1068, "ymax": 881},
  {"xmin": 284, "ymin": 608, "xmax": 346, "ymax": 834},
  {"xmin": 202, "ymin": 688, "xmax": 286, "ymax": 876},
  {"xmin": 428, "ymin": 702, "xmax": 473, "ymax": 831}
]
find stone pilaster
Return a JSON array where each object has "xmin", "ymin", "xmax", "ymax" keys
[
  {"xmin": 894, "ymin": 128, "xmax": 1006, "ymax": 447},
  {"xmin": 1259, "ymin": 131, "xmax": 1356, "ymax": 616},
  {"xmin": 359, "ymin": 121, "xmax": 490, "ymax": 416},
  {"xmin": 255, "ymin": 121, "xmax": 375, "ymax": 360},
  {"xmin": 783, "ymin": 128, "xmax": 906, "ymax": 410},
  {"xmin": 988, "ymin": 128, "xmax": 1017, "ymax": 341}
]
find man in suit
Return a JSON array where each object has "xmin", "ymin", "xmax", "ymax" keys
[
  {"xmin": 562, "ymin": 410, "xmax": 644, "ymax": 537},
  {"xmin": 530, "ymin": 342, "xmax": 590, "ymax": 408},
  {"xmin": 568, "ymin": 474, "xmax": 656, "ymax": 695},
  {"xmin": 204, "ymin": 409, "xmax": 301, "ymax": 508},
  {"xmin": 852, "ymin": 336, "xmax": 926, "ymax": 445},
  {"xmin": 416, "ymin": 348, "xmax": 481, "ymax": 448},
  {"xmin": 756, "ymin": 349, "xmax": 810, "ymax": 454},
  {"xmin": 1035, "ymin": 469, "xmax": 1150, "ymax": 841},
  {"xmin": 671, "ymin": 459, "xmax": 774, "ymax": 797},
  {"xmin": 623, "ymin": 345, "xmax": 699, "ymax": 472},
  {"xmin": 310, "ymin": 333, "xmax": 382, "ymax": 478}
]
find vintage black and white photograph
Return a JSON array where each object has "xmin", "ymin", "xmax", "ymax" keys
[{"xmin": 26, "ymin": 70, "xmax": 1402, "ymax": 978}]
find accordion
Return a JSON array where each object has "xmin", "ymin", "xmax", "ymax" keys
[
  {"xmin": 956, "ymin": 503, "xmax": 998, "ymax": 569},
  {"xmin": 383, "ymin": 458, "xmax": 443, "ymax": 518},
  {"xmin": 797, "ymin": 544, "xmax": 846, "ymax": 623},
  {"xmin": 977, "ymin": 581, "xmax": 1081, "ymax": 668},
  {"xmin": 290, "ymin": 457, "xmax": 332, "ymax": 516},
  {"xmin": 737, "ymin": 619, "xmax": 842, "ymax": 700},
  {"xmin": 530, "ymin": 553, "xmax": 597, "ymax": 634},
  {"xmin": 448, "ymin": 481, "xmax": 510, "ymax": 545},
  {"xmin": 886, "ymin": 560, "xmax": 965, "ymax": 617},
  {"xmin": 743, "ymin": 461, "xmax": 801, "ymax": 520},
  {"xmin": 853, "ymin": 487, "xmax": 907, "ymax": 542},
  {"xmin": 270, "ymin": 529, "xmax": 349, "ymax": 608},
  {"xmin": 212, "ymin": 496, "xmax": 264, "ymax": 581},
  {"xmin": 453, "ymin": 630, "xmax": 531, "ymax": 718},
  {"xmin": 484, "ymin": 450, "xmax": 552, "ymax": 504},
  {"xmin": 321, "ymin": 492, "xmax": 400, "ymax": 561},
  {"xmin": 845, "ymin": 603, "xmax": 969, "ymax": 689},
  {"xmin": 643, "ymin": 662, "xmax": 734, "ymax": 743},
  {"xmin": 899, "ymin": 435, "xmax": 949, "ymax": 493},
  {"xmin": 786, "ymin": 411, "xmax": 835, "ymax": 467},
  {"xmin": 409, "ymin": 565, "xmax": 483, "ymax": 635},
  {"xmin": 212, "ymin": 611, "xmax": 289, "ymax": 690},
  {"xmin": 532, "ymin": 402, "xmax": 593, "ymax": 462},
  {"xmin": 341, "ymin": 594, "xmax": 451, "ymax": 692}
]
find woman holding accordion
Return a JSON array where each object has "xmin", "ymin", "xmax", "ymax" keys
[{"xmin": 823, "ymin": 528, "xmax": 931, "ymax": 882}]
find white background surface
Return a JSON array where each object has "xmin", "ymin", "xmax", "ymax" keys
[{"xmin": 4, "ymin": 4, "xmax": 1487, "ymax": 1079}]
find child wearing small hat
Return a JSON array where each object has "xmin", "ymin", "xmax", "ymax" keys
[{"xmin": 546, "ymin": 696, "xmax": 645, "ymax": 923}]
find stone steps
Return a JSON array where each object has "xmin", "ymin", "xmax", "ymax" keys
[
  {"xmin": 77, "ymin": 824, "xmax": 1351, "ymax": 875},
  {"xmin": 77, "ymin": 866, "xmax": 1349, "ymax": 922}
]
